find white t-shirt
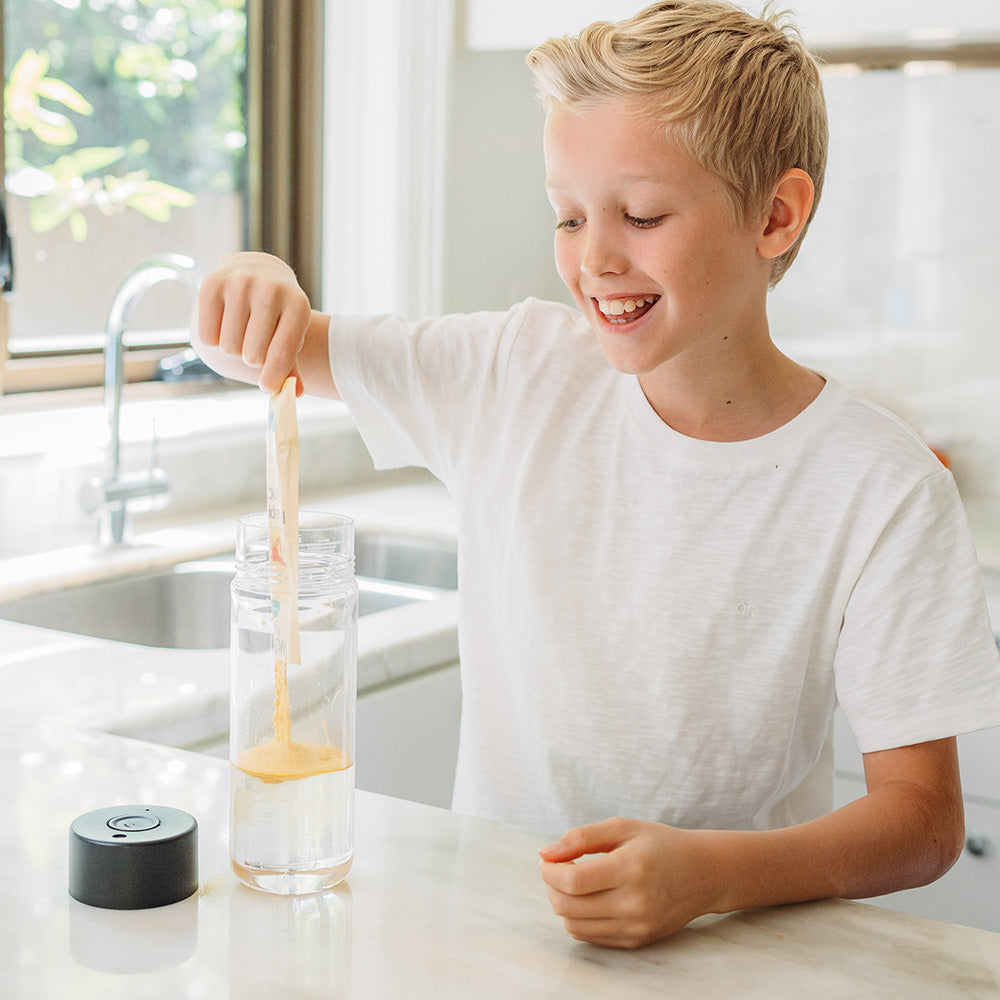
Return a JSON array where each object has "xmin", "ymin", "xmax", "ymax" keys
[{"xmin": 330, "ymin": 298, "xmax": 1000, "ymax": 835}]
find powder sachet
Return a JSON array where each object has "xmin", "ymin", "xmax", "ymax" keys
[{"xmin": 266, "ymin": 376, "xmax": 300, "ymax": 737}]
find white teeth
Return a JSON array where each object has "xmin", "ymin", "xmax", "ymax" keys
[{"xmin": 597, "ymin": 296, "xmax": 654, "ymax": 316}]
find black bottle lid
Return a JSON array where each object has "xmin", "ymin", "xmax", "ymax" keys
[{"xmin": 69, "ymin": 805, "xmax": 198, "ymax": 910}]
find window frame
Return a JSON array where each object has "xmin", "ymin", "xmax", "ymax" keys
[{"xmin": 0, "ymin": 0, "xmax": 323, "ymax": 396}]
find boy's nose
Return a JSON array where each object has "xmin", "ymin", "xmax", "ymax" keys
[{"xmin": 580, "ymin": 223, "xmax": 627, "ymax": 277}]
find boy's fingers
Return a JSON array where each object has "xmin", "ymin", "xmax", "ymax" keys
[
  {"xmin": 562, "ymin": 920, "xmax": 647, "ymax": 950},
  {"xmin": 257, "ymin": 310, "xmax": 307, "ymax": 392},
  {"xmin": 196, "ymin": 287, "xmax": 224, "ymax": 347},
  {"xmin": 545, "ymin": 883, "xmax": 614, "ymax": 918},
  {"xmin": 241, "ymin": 314, "xmax": 279, "ymax": 370},
  {"xmin": 539, "ymin": 818, "xmax": 632, "ymax": 860},
  {"xmin": 540, "ymin": 853, "xmax": 619, "ymax": 896},
  {"xmin": 216, "ymin": 296, "xmax": 253, "ymax": 359}
]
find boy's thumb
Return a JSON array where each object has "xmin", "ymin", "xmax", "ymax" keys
[
  {"xmin": 538, "ymin": 838, "xmax": 571, "ymax": 860},
  {"xmin": 539, "ymin": 819, "xmax": 632, "ymax": 861}
]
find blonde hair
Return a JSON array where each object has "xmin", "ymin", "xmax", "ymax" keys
[{"xmin": 526, "ymin": 0, "xmax": 828, "ymax": 285}]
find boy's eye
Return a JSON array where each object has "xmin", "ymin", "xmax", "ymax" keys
[
  {"xmin": 625, "ymin": 213, "xmax": 666, "ymax": 229},
  {"xmin": 556, "ymin": 218, "xmax": 584, "ymax": 233}
]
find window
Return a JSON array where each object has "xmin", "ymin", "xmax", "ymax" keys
[{"xmin": 0, "ymin": 0, "xmax": 322, "ymax": 395}]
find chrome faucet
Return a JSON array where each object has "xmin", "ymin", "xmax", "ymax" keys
[{"xmin": 80, "ymin": 253, "xmax": 201, "ymax": 545}]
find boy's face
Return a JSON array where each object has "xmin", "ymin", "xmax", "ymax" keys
[{"xmin": 544, "ymin": 101, "xmax": 771, "ymax": 380}]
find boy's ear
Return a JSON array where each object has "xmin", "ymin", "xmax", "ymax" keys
[{"xmin": 757, "ymin": 168, "xmax": 814, "ymax": 260}]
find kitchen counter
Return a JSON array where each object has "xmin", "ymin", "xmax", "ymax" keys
[
  {"xmin": 3, "ymin": 452, "xmax": 1000, "ymax": 990},
  {"xmin": 3, "ymin": 713, "xmax": 1000, "ymax": 999}
]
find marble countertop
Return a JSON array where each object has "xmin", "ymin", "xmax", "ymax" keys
[{"xmin": 3, "ymin": 712, "xmax": 999, "ymax": 999}]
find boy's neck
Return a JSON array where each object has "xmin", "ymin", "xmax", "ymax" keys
[{"xmin": 637, "ymin": 348, "xmax": 824, "ymax": 443}]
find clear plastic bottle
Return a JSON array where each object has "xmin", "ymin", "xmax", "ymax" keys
[{"xmin": 229, "ymin": 511, "xmax": 358, "ymax": 894}]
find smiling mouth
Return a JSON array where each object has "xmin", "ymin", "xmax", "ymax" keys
[{"xmin": 594, "ymin": 296, "xmax": 659, "ymax": 324}]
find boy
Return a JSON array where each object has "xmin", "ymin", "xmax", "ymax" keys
[{"xmin": 194, "ymin": 1, "xmax": 1000, "ymax": 949}]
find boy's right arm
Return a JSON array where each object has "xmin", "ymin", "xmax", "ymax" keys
[{"xmin": 192, "ymin": 252, "xmax": 339, "ymax": 399}]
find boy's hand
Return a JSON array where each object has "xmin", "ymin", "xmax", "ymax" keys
[
  {"xmin": 539, "ymin": 740, "xmax": 965, "ymax": 951},
  {"xmin": 539, "ymin": 817, "xmax": 718, "ymax": 949},
  {"xmin": 195, "ymin": 251, "xmax": 313, "ymax": 394}
]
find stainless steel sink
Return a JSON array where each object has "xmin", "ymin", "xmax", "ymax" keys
[{"xmin": 0, "ymin": 529, "xmax": 457, "ymax": 650}]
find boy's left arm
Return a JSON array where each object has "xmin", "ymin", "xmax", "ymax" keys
[{"xmin": 539, "ymin": 737, "xmax": 964, "ymax": 949}]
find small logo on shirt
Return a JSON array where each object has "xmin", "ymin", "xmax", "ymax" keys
[{"xmin": 736, "ymin": 601, "xmax": 760, "ymax": 620}]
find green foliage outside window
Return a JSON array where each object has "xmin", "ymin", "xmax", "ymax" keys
[{"xmin": 3, "ymin": 0, "xmax": 246, "ymax": 241}]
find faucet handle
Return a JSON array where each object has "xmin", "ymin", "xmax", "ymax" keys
[{"xmin": 79, "ymin": 420, "xmax": 170, "ymax": 527}]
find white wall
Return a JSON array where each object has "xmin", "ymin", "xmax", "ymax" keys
[{"xmin": 441, "ymin": 48, "xmax": 566, "ymax": 314}]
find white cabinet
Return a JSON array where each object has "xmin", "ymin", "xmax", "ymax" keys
[
  {"xmin": 463, "ymin": 0, "xmax": 1000, "ymax": 51},
  {"xmin": 355, "ymin": 663, "xmax": 462, "ymax": 809}
]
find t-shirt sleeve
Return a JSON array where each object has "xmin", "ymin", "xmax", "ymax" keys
[
  {"xmin": 326, "ymin": 301, "xmax": 531, "ymax": 485},
  {"xmin": 835, "ymin": 468, "xmax": 1000, "ymax": 753}
]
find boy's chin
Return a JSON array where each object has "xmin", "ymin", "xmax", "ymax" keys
[{"xmin": 591, "ymin": 335, "xmax": 654, "ymax": 377}]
